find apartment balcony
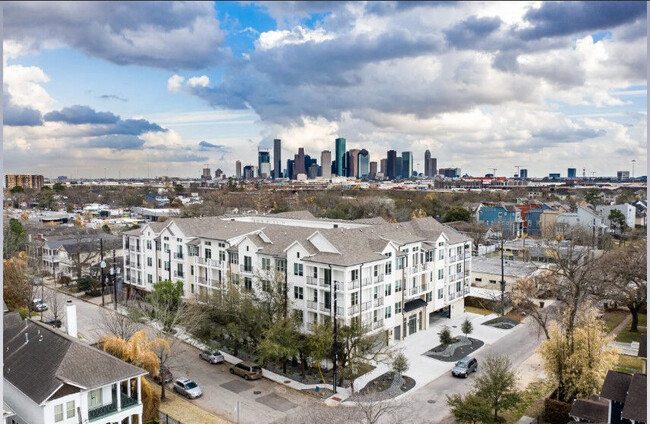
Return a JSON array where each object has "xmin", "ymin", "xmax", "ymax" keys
[
  {"xmin": 173, "ymin": 271, "xmax": 184, "ymax": 278},
  {"xmin": 88, "ymin": 392, "xmax": 139, "ymax": 422},
  {"xmin": 361, "ymin": 300, "xmax": 373, "ymax": 312},
  {"xmin": 306, "ymin": 276, "xmax": 318, "ymax": 287},
  {"xmin": 174, "ymin": 252, "xmax": 184, "ymax": 260},
  {"xmin": 305, "ymin": 322, "xmax": 315, "ymax": 332},
  {"xmin": 347, "ymin": 280, "xmax": 360, "ymax": 290},
  {"xmin": 463, "ymin": 285, "xmax": 471, "ymax": 296},
  {"xmin": 42, "ymin": 255, "xmax": 61, "ymax": 263},
  {"xmin": 319, "ymin": 278, "xmax": 330, "ymax": 288},
  {"xmin": 371, "ymin": 319, "xmax": 384, "ymax": 331},
  {"xmin": 239, "ymin": 264, "xmax": 253, "ymax": 273},
  {"xmin": 465, "ymin": 252, "xmax": 472, "ymax": 259},
  {"xmin": 448, "ymin": 255, "xmax": 458, "ymax": 263},
  {"xmin": 335, "ymin": 306, "xmax": 345, "ymax": 317},
  {"xmin": 306, "ymin": 300, "xmax": 318, "ymax": 310},
  {"xmin": 319, "ymin": 302, "xmax": 331, "ymax": 313},
  {"xmin": 362, "ymin": 277, "xmax": 372, "ymax": 287},
  {"xmin": 133, "ymin": 263, "xmax": 142, "ymax": 270},
  {"xmin": 373, "ymin": 297, "xmax": 384, "ymax": 308},
  {"xmin": 348, "ymin": 304, "xmax": 360, "ymax": 316}
]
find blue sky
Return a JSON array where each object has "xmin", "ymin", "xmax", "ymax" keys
[{"xmin": 4, "ymin": 1, "xmax": 647, "ymax": 178}]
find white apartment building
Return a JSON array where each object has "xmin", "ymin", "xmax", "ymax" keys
[
  {"xmin": 596, "ymin": 203, "xmax": 637, "ymax": 231},
  {"xmin": 122, "ymin": 211, "xmax": 472, "ymax": 343}
]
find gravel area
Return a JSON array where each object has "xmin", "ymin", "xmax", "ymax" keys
[
  {"xmin": 351, "ymin": 371, "xmax": 416, "ymax": 400},
  {"xmin": 424, "ymin": 337, "xmax": 485, "ymax": 362},
  {"xmin": 482, "ymin": 317, "xmax": 520, "ymax": 329}
]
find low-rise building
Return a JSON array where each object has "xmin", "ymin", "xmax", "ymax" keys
[
  {"xmin": 470, "ymin": 256, "xmax": 538, "ymax": 291},
  {"xmin": 596, "ymin": 203, "xmax": 637, "ymax": 231},
  {"xmin": 3, "ymin": 306, "xmax": 147, "ymax": 424},
  {"xmin": 556, "ymin": 205, "xmax": 608, "ymax": 236},
  {"xmin": 122, "ymin": 211, "xmax": 472, "ymax": 343},
  {"xmin": 477, "ymin": 204, "xmax": 524, "ymax": 238}
]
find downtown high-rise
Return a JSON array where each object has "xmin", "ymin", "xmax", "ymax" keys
[{"xmin": 335, "ymin": 137, "xmax": 347, "ymax": 177}]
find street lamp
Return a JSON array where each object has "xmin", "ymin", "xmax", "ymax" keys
[{"xmin": 100, "ymin": 260, "xmax": 107, "ymax": 307}]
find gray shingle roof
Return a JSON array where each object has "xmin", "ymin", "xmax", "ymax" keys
[
  {"xmin": 600, "ymin": 370, "xmax": 632, "ymax": 403},
  {"xmin": 3, "ymin": 313, "xmax": 146, "ymax": 405},
  {"xmin": 621, "ymin": 373, "xmax": 647, "ymax": 423},
  {"xmin": 569, "ymin": 396, "xmax": 609, "ymax": 422}
]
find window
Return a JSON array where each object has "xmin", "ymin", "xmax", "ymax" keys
[
  {"xmin": 219, "ymin": 250, "xmax": 225, "ymax": 262},
  {"xmin": 147, "ymin": 274, "xmax": 152, "ymax": 284},
  {"xmin": 218, "ymin": 242, "xmax": 225, "ymax": 248},
  {"xmin": 66, "ymin": 401, "xmax": 75, "ymax": 419},
  {"xmin": 457, "ymin": 263, "xmax": 462, "ymax": 273},
  {"xmin": 230, "ymin": 253, "xmax": 239, "ymax": 264},
  {"xmin": 177, "ymin": 238, "xmax": 182, "ymax": 243},
  {"xmin": 276, "ymin": 260, "xmax": 286, "ymax": 273},
  {"xmin": 385, "ymin": 283, "xmax": 392, "ymax": 297},
  {"xmin": 373, "ymin": 286, "xmax": 379, "ymax": 299},
  {"xmin": 190, "ymin": 265, "xmax": 194, "ymax": 276},
  {"xmin": 147, "ymin": 240, "xmax": 152, "ymax": 250},
  {"xmin": 164, "ymin": 243, "xmax": 169, "ymax": 253},
  {"xmin": 294, "ymin": 263, "xmax": 304, "ymax": 276},
  {"xmin": 164, "ymin": 261, "xmax": 170, "ymax": 271},
  {"xmin": 297, "ymin": 251, "xmax": 300, "ymax": 258},
  {"xmin": 385, "ymin": 306, "xmax": 392, "ymax": 319},
  {"xmin": 244, "ymin": 277, "xmax": 252, "ymax": 291},
  {"xmin": 244, "ymin": 256, "xmax": 252, "ymax": 272},
  {"xmin": 396, "ymin": 257, "xmax": 404, "ymax": 270},
  {"xmin": 475, "ymin": 277, "xmax": 482, "ymax": 282},
  {"xmin": 373, "ymin": 265, "xmax": 379, "ymax": 277},
  {"xmin": 147, "ymin": 257, "xmax": 152, "ymax": 267},
  {"xmin": 351, "ymin": 292, "xmax": 359, "ymax": 306},
  {"xmin": 294, "ymin": 286, "xmax": 304, "ymax": 299},
  {"xmin": 426, "ymin": 292, "xmax": 432, "ymax": 302},
  {"xmin": 438, "ymin": 241, "xmax": 444, "ymax": 247},
  {"xmin": 385, "ymin": 261, "xmax": 392, "ymax": 275},
  {"xmin": 155, "ymin": 241, "xmax": 161, "ymax": 251},
  {"xmin": 262, "ymin": 258, "xmax": 271, "ymax": 271},
  {"xmin": 438, "ymin": 269, "xmax": 444, "ymax": 280},
  {"xmin": 262, "ymin": 280, "xmax": 272, "ymax": 292},
  {"xmin": 55, "ymin": 404, "xmax": 63, "ymax": 422},
  {"xmin": 351, "ymin": 269, "xmax": 359, "ymax": 281},
  {"xmin": 395, "ymin": 301, "xmax": 402, "ymax": 314},
  {"xmin": 312, "ymin": 290, "xmax": 318, "ymax": 302},
  {"xmin": 313, "ymin": 267, "xmax": 318, "ymax": 278},
  {"xmin": 373, "ymin": 310, "xmax": 378, "ymax": 322},
  {"xmin": 489, "ymin": 279, "xmax": 497, "ymax": 284},
  {"xmin": 438, "ymin": 288, "xmax": 443, "ymax": 299},
  {"xmin": 88, "ymin": 388, "xmax": 103, "ymax": 408},
  {"xmin": 457, "ymin": 246, "xmax": 462, "ymax": 256},
  {"xmin": 456, "ymin": 281, "xmax": 461, "ymax": 292},
  {"xmin": 205, "ymin": 248, "xmax": 212, "ymax": 259},
  {"xmin": 425, "ymin": 251, "xmax": 433, "ymax": 262},
  {"xmin": 394, "ymin": 279, "xmax": 402, "ymax": 293},
  {"xmin": 205, "ymin": 241, "xmax": 212, "ymax": 246},
  {"xmin": 439, "ymin": 249, "xmax": 444, "ymax": 260},
  {"xmin": 158, "ymin": 259, "xmax": 161, "ymax": 268}
]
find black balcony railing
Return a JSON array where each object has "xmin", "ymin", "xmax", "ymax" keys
[
  {"xmin": 88, "ymin": 402, "xmax": 117, "ymax": 421},
  {"xmin": 121, "ymin": 393, "xmax": 138, "ymax": 409}
]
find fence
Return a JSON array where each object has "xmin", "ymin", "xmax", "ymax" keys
[{"xmin": 157, "ymin": 411, "xmax": 182, "ymax": 424}]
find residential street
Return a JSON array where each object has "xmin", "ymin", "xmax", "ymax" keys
[{"xmin": 39, "ymin": 285, "xmax": 320, "ymax": 424}]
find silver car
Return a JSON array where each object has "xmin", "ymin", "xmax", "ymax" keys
[
  {"xmin": 452, "ymin": 357, "xmax": 478, "ymax": 378},
  {"xmin": 173, "ymin": 377, "xmax": 202, "ymax": 399},
  {"xmin": 199, "ymin": 350, "xmax": 224, "ymax": 364},
  {"xmin": 31, "ymin": 299, "xmax": 48, "ymax": 312}
]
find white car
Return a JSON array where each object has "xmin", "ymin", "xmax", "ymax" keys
[
  {"xmin": 173, "ymin": 377, "xmax": 202, "ymax": 399},
  {"xmin": 199, "ymin": 350, "xmax": 224, "ymax": 364},
  {"xmin": 31, "ymin": 299, "xmax": 48, "ymax": 312}
]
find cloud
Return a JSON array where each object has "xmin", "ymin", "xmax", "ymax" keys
[
  {"xmin": 44, "ymin": 105, "xmax": 120, "ymax": 124},
  {"xmin": 444, "ymin": 16, "xmax": 502, "ymax": 48},
  {"xmin": 85, "ymin": 135, "xmax": 145, "ymax": 150},
  {"xmin": 198, "ymin": 140, "xmax": 230, "ymax": 151},
  {"xmin": 167, "ymin": 75, "xmax": 185, "ymax": 92},
  {"xmin": 187, "ymin": 75, "xmax": 210, "ymax": 88},
  {"xmin": 519, "ymin": 1, "xmax": 647, "ymax": 40},
  {"xmin": 99, "ymin": 94, "xmax": 127, "ymax": 102},
  {"xmin": 4, "ymin": 2, "xmax": 229, "ymax": 69},
  {"xmin": 3, "ymin": 90, "xmax": 42, "ymax": 126}
]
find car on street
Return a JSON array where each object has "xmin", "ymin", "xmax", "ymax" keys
[
  {"xmin": 153, "ymin": 366, "xmax": 173, "ymax": 384},
  {"xmin": 229, "ymin": 362, "xmax": 263, "ymax": 380},
  {"xmin": 43, "ymin": 318, "xmax": 62, "ymax": 328},
  {"xmin": 451, "ymin": 357, "xmax": 478, "ymax": 378},
  {"xmin": 31, "ymin": 299, "xmax": 48, "ymax": 312},
  {"xmin": 173, "ymin": 377, "xmax": 202, "ymax": 399},
  {"xmin": 199, "ymin": 350, "xmax": 224, "ymax": 364},
  {"xmin": 30, "ymin": 278, "xmax": 43, "ymax": 286}
]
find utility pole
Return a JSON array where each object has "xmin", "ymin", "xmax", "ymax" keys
[
  {"xmin": 100, "ymin": 238, "xmax": 105, "ymax": 307},
  {"xmin": 112, "ymin": 249, "xmax": 118, "ymax": 310},
  {"xmin": 632, "ymin": 159, "xmax": 636, "ymax": 180},
  {"xmin": 500, "ymin": 234, "xmax": 505, "ymax": 317},
  {"xmin": 168, "ymin": 249, "xmax": 172, "ymax": 281},
  {"xmin": 332, "ymin": 279, "xmax": 338, "ymax": 394}
]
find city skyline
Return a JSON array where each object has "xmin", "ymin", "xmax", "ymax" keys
[{"xmin": 4, "ymin": 1, "xmax": 647, "ymax": 178}]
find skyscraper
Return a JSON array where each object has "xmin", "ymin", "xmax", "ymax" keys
[
  {"xmin": 396, "ymin": 155, "xmax": 402, "ymax": 178},
  {"xmin": 347, "ymin": 149, "xmax": 360, "ymax": 178},
  {"xmin": 286, "ymin": 159, "xmax": 295, "ymax": 180},
  {"xmin": 369, "ymin": 161, "xmax": 377, "ymax": 179},
  {"xmin": 358, "ymin": 149, "xmax": 370, "ymax": 178},
  {"xmin": 519, "ymin": 168, "xmax": 528, "ymax": 179},
  {"xmin": 567, "ymin": 168, "xmax": 577, "ymax": 179},
  {"xmin": 273, "ymin": 139, "xmax": 282, "ymax": 179},
  {"xmin": 380, "ymin": 158, "xmax": 387, "ymax": 175},
  {"xmin": 430, "ymin": 158, "xmax": 437, "ymax": 176},
  {"xmin": 321, "ymin": 150, "xmax": 332, "ymax": 179},
  {"xmin": 202, "ymin": 168, "xmax": 212, "ymax": 180},
  {"xmin": 258, "ymin": 150, "xmax": 270, "ymax": 178},
  {"xmin": 401, "ymin": 152, "xmax": 413, "ymax": 179},
  {"xmin": 424, "ymin": 150, "xmax": 431, "ymax": 177},
  {"xmin": 335, "ymin": 138, "xmax": 347, "ymax": 177},
  {"xmin": 293, "ymin": 148, "xmax": 306, "ymax": 177},
  {"xmin": 386, "ymin": 150, "xmax": 397, "ymax": 179},
  {"xmin": 235, "ymin": 161, "xmax": 242, "ymax": 179}
]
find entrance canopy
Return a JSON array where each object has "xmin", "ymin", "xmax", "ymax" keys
[{"xmin": 404, "ymin": 298, "xmax": 427, "ymax": 313}]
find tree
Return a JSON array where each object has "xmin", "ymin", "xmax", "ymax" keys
[
  {"xmin": 474, "ymin": 354, "xmax": 521, "ymax": 422},
  {"xmin": 3, "ymin": 218, "xmax": 28, "ymax": 259},
  {"xmin": 446, "ymin": 393, "xmax": 492, "ymax": 424},
  {"xmin": 607, "ymin": 209, "xmax": 628, "ymax": 235},
  {"xmin": 392, "ymin": 351, "xmax": 409, "ymax": 385},
  {"xmin": 77, "ymin": 275, "xmax": 101, "ymax": 295},
  {"xmin": 306, "ymin": 321, "xmax": 334, "ymax": 378},
  {"xmin": 461, "ymin": 318, "xmax": 473, "ymax": 339},
  {"xmin": 443, "ymin": 207, "xmax": 471, "ymax": 223},
  {"xmin": 439, "ymin": 326, "xmax": 453, "ymax": 346},
  {"xmin": 595, "ymin": 240, "xmax": 647, "ymax": 332},
  {"xmin": 3, "ymin": 252, "xmax": 34, "ymax": 312},
  {"xmin": 98, "ymin": 309, "xmax": 141, "ymax": 340},
  {"xmin": 10, "ymin": 185, "xmax": 24, "ymax": 194},
  {"xmin": 257, "ymin": 317, "xmax": 300, "ymax": 374},
  {"xmin": 539, "ymin": 310, "xmax": 618, "ymax": 403},
  {"xmin": 354, "ymin": 392, "xmax": 412, "ymax": 424},
  {"xmin": 146, "ymin": 280, "xmax": 183, "ymax": 327},
  {"xmin": 45, "ymin": 290, "xmax": 65, "ymax": 325},
  {"xmin": 102, "ymin": 224, "xmax": 111, "ymax": 233},
  {"xmin": 583, "ymin": 188, "xmax": 603, "ymax": 206},
  {"xmin": 511, "ymin": 277, "xmax": 554, "ymax": 340},
  {"xmin": 52, "ymin": 182, "xmax": 66, "ymax": 193},
  {"xmin": 37, "ymin": 189, "xmax": 56, "ymax": 210}
]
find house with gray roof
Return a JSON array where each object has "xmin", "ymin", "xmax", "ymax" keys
[
  {"xmin": 3, "ymin": 307, "xmax": 146, "ymax": 424},
  {"xmin": 123, "ymin": 213, "xmax": 472, "ymax": 343}
]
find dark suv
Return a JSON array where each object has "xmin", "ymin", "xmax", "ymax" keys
[
  {"xmin": 451, "ymin": 357, "xmax": 478, "ymax": 378},
  {"xmin": 153, "ymin": 365, "xmax": 173, "ymax": 384},
  {"xmin": 229, "ymin": 362, "xmax": 263, "ymax": 380}
]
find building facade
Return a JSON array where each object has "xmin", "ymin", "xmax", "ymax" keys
[
  {"xmin": 273, "ymin": 139, "xmax": 282, "ymax": 179},
  {"xmin": 122, "ymin": 213, "xmax": 472, "ymax": 343},
  {"xmin": 258, "ymin": 150, "xmax": 270, "ymax": 178},
  {"xmin": 401, "ymin": 152, "xmax": 413, "ymax": 179},
  {"xmin": 478, "ymin": 205, "xmax": 524, "ymax": 238},
  {"xmin": 320, "ymin": 151, "xmax": 332, "ymax": 180},
  {"xmin": 386, "ymin": 150, "xmax": 397, "ymax": 180},
  {"xmin": 358, "ymin": 149, "xmax": 370, "ymax": 178},
  {"xmin": 335, "ymin": 138, "xmax": 347, "ymax": 177},
  {"xmin": 5, "ymin": 174, "xmax": 44, "ymax": 190},
  {"xmin": 347, "ymin": 149, "xmax": 360, "ymax": 178}
]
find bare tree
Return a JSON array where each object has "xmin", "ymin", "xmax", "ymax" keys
[
  {"xmin": 45, "ymin": 290, "xmax": 66, "ymax": 325},
  {"xmin": 511, "ymin": 276, "xmax": 554, "ymax": 340},
  {"xmin": 98, "ymin": 309, "xmax": 141, "ymax": 340},
  {"xmin": 354, "ymin": 393, "xmax": 413, "ymax": 424}
]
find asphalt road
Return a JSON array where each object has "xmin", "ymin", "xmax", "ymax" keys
[{"xmin": 40, "ymin": 286, "xmax": 319, "ymax": 424}]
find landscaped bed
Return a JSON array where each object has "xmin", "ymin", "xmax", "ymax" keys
[
  {"xmin": 350, "ymin": 371, "xmax": 416, "ymax": 400},
  {"xmin": 482, "ymin": 317, "xmax": 520, "ymax": 329},
  {"xmin": 425, "ymin": 337, "xmax": 484, "ymax": 362},
  {"xmin": 302, "ymin": 386, "xmax": 336, "ymax": 399}
]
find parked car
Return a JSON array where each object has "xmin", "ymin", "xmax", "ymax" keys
[
  {"xmin": 199, "ymin": 350, "xmax": 224, "ymax": 364},
  {"xmin": 43, "ymin": 318, "xmax": 62, "ymax": 328},
  {"xmin": 173, "ymin": 377, "xmax": 202, "ymax": 399},
  {"xmin": 229, "ymin": 362, "xmax": 263, "ymax": 380},
  {"xmin": 452, "ymin": 357, "xmax": 478, "ymax": 378},
  {"xmin": 153, "ymin": 366, "xmax": 173, "ymax": 384},
  {"xmin": 31, "ymin": 299, "xmax": 48, "ymax": 312},
  {"xmin": 30, "ymin": 278, "xmax": 43, "ymax": 286}
]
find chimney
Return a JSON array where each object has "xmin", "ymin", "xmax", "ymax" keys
[{"xmin": 65, "ymin": 300, "xmax": 77, "ymax": 338}]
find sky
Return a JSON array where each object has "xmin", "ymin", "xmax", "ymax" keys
[{"xmin": 3, "ymin": 1, "xmax": 647, "ymax": 179}]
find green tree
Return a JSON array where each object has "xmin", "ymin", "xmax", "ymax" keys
[
  {"xmin": 257, "ymin": 317, "xmax": 300, "ymax": 374},
  {"xmin": 461, "ymin": 318, "xmax": 473, "ymax": 339},
  {"xmin": 102, "ymin": 224, "xmax": 111, "ymax": 233},
  {"xmin": 474, "ymin": 354, "xmax": 521, "ymax": 422},
  {"xmin": 607, "ymin": 209, "xmax": 628, "ymax": 234},
  {"xmin": 3, "ymin": 218, "xmax": 27, "ymax": 259},
  {"xmin": 10, "ymin": 185, "xmax": 24, "ymax": 194},
  {"xmin": 439, "ymin": 326, "xmax": 453, "ymax": 346},
  {"xmin": 37, "ymin": 189, "xmax": 56, "ymax": 210},
  {"xmin": 446, "ymin": 393, "xmax": 492, "ymax": 424},
  {"xmin": 583, "ymin": 188, "xmax": 603, "ymax": 206},
  {"xmin": 52, "ymin": 182, "xmax": 66, "ymax": 193},
  {"xmin": 146, "ymin": 280, "xmax": 184, "ymax": 331},
  {"xmin": 443, "ymin": 207, "xmax": 471, "ymax": 222},
  {"xmin": 392, "ymin": 352, "xmax": 409, "ymax": 384},
  {"xmin": 306, "ymin": 321, "xmax": 334, "ymax": 371}
]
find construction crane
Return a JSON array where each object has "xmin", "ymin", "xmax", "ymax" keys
[
  {"xmin": 490, "ymin": 168, "xmax": 497, "ymax": 177},
  {"xmin": 514, "ymin": 165, "xmax": 524, "ymax": 178}
]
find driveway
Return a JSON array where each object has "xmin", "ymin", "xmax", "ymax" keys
[{"xmin": 40, "ymin": 286, "xmax": 319, "ymax": 424}]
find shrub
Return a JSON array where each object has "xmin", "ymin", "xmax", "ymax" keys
[
  {"xmin": 17, "ymin": 307, "xmax": 29, "ymax": 319},
  {"xmin": 439, "ymin": 326, "xmax": 453, "ymax": 346},
  {"xmin": 543, "ymin": 397, "xmax": 572, "ymax": 424},
  {"xmin": 59, "ymin": 276, "xmax": 73, "ymax": 287}
]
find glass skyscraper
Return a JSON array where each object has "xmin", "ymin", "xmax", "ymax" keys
[{"xmin": 335, "ymin": 137, "xmax": 347, "ymax": 177}]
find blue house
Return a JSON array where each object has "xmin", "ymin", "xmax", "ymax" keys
[
  {"xmin": 478, "ymin": 204, "xmax": 524, "ymax": 238},
  {"xmin": 526, "ymin": 204, "xmax": 552, "ymax": 236}
]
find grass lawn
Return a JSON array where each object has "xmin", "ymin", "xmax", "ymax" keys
[
  {"xmin": 604, "ymin": 310, "xmax": 629, "ymax": 333},
  {"xmin": 615, "ymin": 354, "xmax": 645, "ymax": 374},
  {"xmin": 156, "ymin": 383, "xmax": 230, "ymax": 424},
  {"xmin": 614, "ymin": 313, "xmax": 647, "ymax": 343},
  {"xmin": 465, "ymin": 306, "xmax": 493, "ymax": 316}
]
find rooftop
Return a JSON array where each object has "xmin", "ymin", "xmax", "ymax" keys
[{"xmin": 471, "ymin": 256, "xmax": 538, "ymax": 278}]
